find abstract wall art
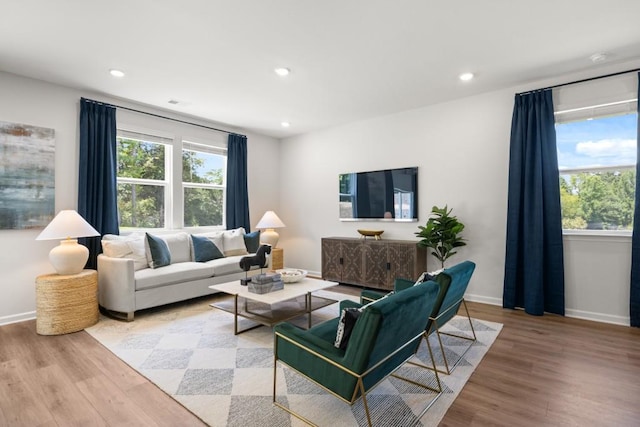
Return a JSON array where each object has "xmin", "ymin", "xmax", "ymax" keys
[{"xmin": 0, "ymin": 121, "xmax": 55, "ymax": 230}]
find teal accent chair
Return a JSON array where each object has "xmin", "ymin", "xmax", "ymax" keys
[
  {"xmin": 273, "ymin": 279, "xmax": 442, "ymax": 426},
  {"xmin": 360, "ymin": 260, "xmax": 477, "ymax": 375}
]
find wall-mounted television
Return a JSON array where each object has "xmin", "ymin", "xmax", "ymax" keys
[{"xmin": 339, "ymin": 167, "xmax": 418, "ymax": 222}]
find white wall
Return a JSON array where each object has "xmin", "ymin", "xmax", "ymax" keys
[
  {"xmin": 278, "ymin": 61, "xmax": 640, "ymax": 326},
  {"xmin": 0, "ymin": 71, "xmax": 280, "ymax": 324}
]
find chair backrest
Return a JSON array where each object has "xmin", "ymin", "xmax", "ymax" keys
[
  {"xmin": 427, "ymin": 260, "xmax": 476, "ymax": 332},
  {"xmin": 342, "ymin": 279, "xmax": 440, "ymax": 390}
]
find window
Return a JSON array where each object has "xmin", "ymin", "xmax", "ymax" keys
[
  {"xmin": 182, "ymin": 141, "xmax": 226, "ymax": 227},
  {"xmin": 116, "ymin": 131, "xmax": 170, "ymax": 229},
  {"xmin": 556, "ymin": 110, "xmax": 637, "ymax": 231},
  {"xmin": 116, "ymin": 129, "xmax": 227, "ymax": 230}
]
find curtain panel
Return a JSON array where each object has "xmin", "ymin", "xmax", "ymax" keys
[
  {"xmin": 503, "ymin": 90, "xmax": 565, "ymax": 316},
  {"xmin": 225, "ymin": 133, "xmax": 250, "ymax": 231},
  {"xmin": 78, "ymin": 98, "xmax": 119, "ymax": 269},
  {"xmin": 630, "ymin": 73, "xmax": 640, "ymax": 327}
]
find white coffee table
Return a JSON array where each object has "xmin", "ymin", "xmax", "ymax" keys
[{"xmin": 209, "ymin": 277, "xmax": 338, "ymax": 334}]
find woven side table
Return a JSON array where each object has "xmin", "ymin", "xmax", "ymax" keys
[{"xmin": 35, "ymin": 269, "xmax": 99, "ymax": 335}]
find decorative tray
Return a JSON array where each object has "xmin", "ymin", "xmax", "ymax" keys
[{"xmin": 357, "ymin": 229, "xmax": 384, "ymax": 239}]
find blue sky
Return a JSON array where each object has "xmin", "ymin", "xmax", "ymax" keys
[{"xmin": 556, "ymin": 113, "xmax": 637, "ymax": 170}]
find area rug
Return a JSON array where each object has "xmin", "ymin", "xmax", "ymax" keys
[{"xmin": 86, "ymin": 291, "xmax": 502, "ymax": 426}]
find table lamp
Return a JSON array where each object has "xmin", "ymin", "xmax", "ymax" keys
[
  {"xmin": 256, "ymin": 210, "xmax": 286, "ymax": 248},
  {"xmin": 36, "ymin": 210, "xmax": 100, "ymax": 275}
]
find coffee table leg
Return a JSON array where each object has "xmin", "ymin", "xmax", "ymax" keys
[
  {"xmin": 307, "ymin": 292, "xmax": 312, "ymax": 329},
  {"xmin": 234, "ymin": 294, "xmax": 239, "ymax": 335}
]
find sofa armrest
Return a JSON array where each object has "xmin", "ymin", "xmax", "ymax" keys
[{"xmin": 97, "ymin": 254, "xmax": 136, "ymax": 315}]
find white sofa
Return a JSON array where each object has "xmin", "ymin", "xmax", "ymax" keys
[{"xmin": 97, "ymin": 228, "xmax": 268, "ymax": 320}]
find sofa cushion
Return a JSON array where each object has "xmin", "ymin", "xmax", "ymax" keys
[
  {"xmin": 134, "ymin": 262, "xmax": 215, "ymax": 290},
  {"xmin": 146, "ymin": 233, "xmax": 171, "ymax": 269},
  {"xmin": 243, "ymin": 230, "xmax": 261, "ymax": 253},
  {"xmin": 101, "ymin": 233, "xmax": 148, "ymax": 271},
  {"xmin": 191, "ymin": 234, "xmax": 225, "ymax": 262},
  {"xmin": 223, "ymin": 228, "xmax": 248, "ymax": 256},
  {"xmin": 206, "ymin": 255, "xmax": 247, "ymax": 276}
]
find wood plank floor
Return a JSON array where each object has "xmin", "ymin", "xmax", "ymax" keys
[{"xmin": 1, "ymin": 290, "xmax": 639, "ymax": 426}]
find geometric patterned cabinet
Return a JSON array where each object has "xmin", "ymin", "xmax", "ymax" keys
[{"xmin": 321, "ymin": 237, "xmax": 427, "ymax": 291}]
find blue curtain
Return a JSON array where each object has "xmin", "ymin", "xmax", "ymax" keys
[
  {"xmin": 78, "ymin": 98, "xmax": 119, "ymax": 269},
  {"xmin": 630, "ymin": 73, "xmax": 640, "ymax": 327},
  {"xmin": 503, "ymin": 90, "xmax": 565, "ymax": 316},
  {"xmin": 225, "ymin": 133, "xmax": 250, "ymax": 230}
]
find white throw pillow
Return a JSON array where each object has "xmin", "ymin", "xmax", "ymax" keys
[
  {"xmin": 101, "ymin": 234, "xmax": 148, "ymax": 271},
  {"xmin": 161, "ymin": 232, "xmax": 191, "ymax": 263},
  {"xmin": 223, "ymin": 227, "xmax": 248, "ymax": 256}
]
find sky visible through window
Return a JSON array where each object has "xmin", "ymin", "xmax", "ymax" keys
[{"xmin": 556, "ymin": 113, "xmax": 637, "ymax": 170}]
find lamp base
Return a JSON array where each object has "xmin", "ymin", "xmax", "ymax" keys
[
  {"xmin": 260, "ymin": 229, "xmax": 279, "ymax": 248},
  {"xmin": 49, "ymin": 239, "xmax": 89, "ymax": 275}
]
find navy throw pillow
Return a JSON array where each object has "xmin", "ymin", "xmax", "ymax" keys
[
  {"xmin": 146, "ymin": 233, "xmax": 171, "ymax": 268},
  {"xmin": 191, "ymin": 234, "xmax": 224, "ymax": 262}
]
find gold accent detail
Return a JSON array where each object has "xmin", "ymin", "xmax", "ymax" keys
[{"xmin": 429, "ymin": 298, "xmax": 477, "ymax": 375}]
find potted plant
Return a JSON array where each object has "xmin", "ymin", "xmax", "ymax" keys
[{"xmin": 415, "ymin": 205, "xmax": 466, "ymax": 269}]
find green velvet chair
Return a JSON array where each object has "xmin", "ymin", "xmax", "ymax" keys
[
  {"xmin": 273, "ymin": 279, "xmax": 442, "ymax": 426},
  {"xmin": 360, "ymin": 260, "xmax": 477, "ymax": 375}
]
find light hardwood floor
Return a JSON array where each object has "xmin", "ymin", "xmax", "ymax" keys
[{"xmin": 1, "ymin": 290, "xmax": 639, "ymax": 426}]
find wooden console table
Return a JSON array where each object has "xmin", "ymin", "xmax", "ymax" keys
[{"xmin": 321, "ymin": 237, "xmax": 426, "ymax": 290}]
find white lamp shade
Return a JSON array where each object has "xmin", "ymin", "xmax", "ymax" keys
[
  {"xmin": 256, "ymin": 211, "xmax": 285, "ymax": 248},
  {"xmin": 255, "ymin": 211, "xmax": 286, "ymax": 229},
  {"xmin": 36, "ymin": 210, "xmax": 100, "ymax": 241},
  {"xmin": 36, "ymin": 210, "xmax": 100, "ymax": 275}
]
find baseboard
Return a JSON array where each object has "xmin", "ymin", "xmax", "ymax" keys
[
  {"xmin": 0, "ymin": 311, "xmax": 36, "ymax": 326},
  {"xmin": 465, "ymin": 293, "xmax": 502, "ymax": 306},
  {"xmin": 565, "ymin": 308, "xmax": 630, "ymax": 326},
  {"xmin": 466, "ymin": 294, "xmax": 630, "ymax": 326}
]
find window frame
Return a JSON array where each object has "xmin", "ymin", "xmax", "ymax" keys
[
  {"xmin": 181, "ymin": 140, "xmax": 228, "ymax": 229},
  {"xmin": 555, "ymin": 111, "xmax": 637, "ymax": 236},
  {"xmin": 115, "ymin": 126, "xmax": 228, "ymax": 231}
]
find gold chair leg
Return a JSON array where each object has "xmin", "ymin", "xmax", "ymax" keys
[{"xmin": 431, "ymin": 299, "xmax": 478, "ymax": 375}]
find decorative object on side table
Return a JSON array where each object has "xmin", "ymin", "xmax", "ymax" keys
[
  {"xmin": 256, "ymin": 210, "xmax": 286, "ymax": 248},
  {"xmin": 357, "ymin": 229, "xmax": 384, "ymax": 240},
  {"xmin": 247, "ymin": 273, "xmax": 284, "ymax": 294},
  {"xmin": 36, "ymin": 210, "xmax": 100, "ymax": 275},
  {"xmin": 238, "ymin": 244, "xmax": 271, "ymax": 285},
  {"xmin": 415, "ymin": 205, "xmax": 466, "ymax": 269},
  {"xmin": 276, "ymin": 268, "xmax": 308, "ymax": 283}
]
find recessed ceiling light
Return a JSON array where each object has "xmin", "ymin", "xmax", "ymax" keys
[
  {"xmin": 281, "ymin": 121, "xmax": 290, "ymax": 128},
  {"xmin": 459, "ymin": 72, "xmax": 474, "ymax": 82},
  {"xmin": 589, "ymin": 53, "xmax": 608, "ymax": 63},
  {"xmin": 109, "ymin": 69, "xmax": 125, "ymax": 78},
  {"xmin": 274, "ymin": 67, "xmax": 291, "ymax": 77}
]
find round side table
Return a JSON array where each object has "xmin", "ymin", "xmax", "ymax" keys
[{"xmin": 35, "ymin": 269, "xmax": 99, "ymax": 335}]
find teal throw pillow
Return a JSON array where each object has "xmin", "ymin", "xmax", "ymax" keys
[
  {"xmin": 243, "ymin": 230, "xmax": 261, "ymax": 253},
  {"xmin": 146, "ymin": 233, "xmax": 171, "ymax": 268},
  {"xmin": 191, "ymin": 234, "xmax": 224, "ymax": 262}
]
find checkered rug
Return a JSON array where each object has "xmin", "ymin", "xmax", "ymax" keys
[{"xmin": 86, "ymin": 290, "xmax": 502, "ymax": 426}]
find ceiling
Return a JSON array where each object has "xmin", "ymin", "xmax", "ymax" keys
[{"xmin": 2, "ymin": 1, "xmax": 640, "ymax": 139}]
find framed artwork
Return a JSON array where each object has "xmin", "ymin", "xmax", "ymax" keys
[{"xmin": 0, "ymin": 121, "xmax": 55, "ymax": 230}]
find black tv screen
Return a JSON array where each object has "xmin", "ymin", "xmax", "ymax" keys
[{"xmin": 339, "ymin": 167, "xmax": 418, "ymax": 221}]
